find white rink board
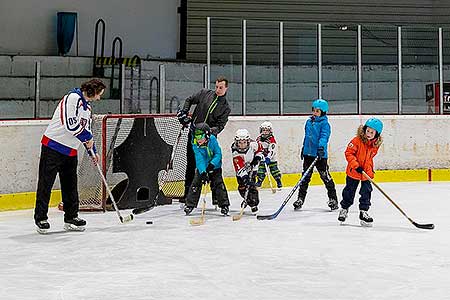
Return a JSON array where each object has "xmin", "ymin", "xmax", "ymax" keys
[
  {"xmin": 0, "ymin": 182, "xmax": 448, "ymax": 300},
  {"xmin": 1, "ymin": 115, "xmax": 450, "ymax": 194}
]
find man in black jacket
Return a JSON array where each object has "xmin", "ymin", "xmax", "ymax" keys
[{"xmin": 177, "ymin": 76, "xmax": 231, "ymax": 203}]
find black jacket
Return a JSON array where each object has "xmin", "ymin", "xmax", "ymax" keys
[{"xmin": 183, "ymin": 89, "xmax": 231, "ymax": 135}]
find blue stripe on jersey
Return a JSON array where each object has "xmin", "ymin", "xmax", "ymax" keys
[{"xmin": 76, "ymin": 128, "xmax": 93, "ymax": 143}]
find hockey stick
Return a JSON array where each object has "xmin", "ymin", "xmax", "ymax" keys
[
  {"xmin": 232, "ymin": 188, "xmax": 250, "ymax": 221},
  {"xmin": 362, "ymin": 171, "xmax": 434, "ymax": 230},
  {"xmin": 90, "ymin": 149, "xmax": 133, "ymax": 223},
  {"xmin": 257, "ymin": 157, "xmax": 318, "ymax": 220},
  {"xmin": 189, "ymin": 184, "xmax": 208, "ymax": 226},
  {"xmin": 265, "ymin": 162, "xmax": 276, "ymax": 193},
  {"xmin": 131, "ymin": 125, "xmax": 186, "ymax": 215}
]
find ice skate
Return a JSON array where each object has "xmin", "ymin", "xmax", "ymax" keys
[
  {"xmin": 64, "ymin": 217, "xmax": 86, "ymax": 232},
  {"xmin": 251, "ymin": 206, "xmax": 258, "ymax": 213},
  {"xmin": 293, "ymin": 197, "xmax": 304, "ymax": 210},
  {"xmin": 359, "ymin": 210, "xmax": 373, "ymax": 227},
  {"xmin": 328, "ymin": 198, "xmax": 339, "ymax": 211},
  {"xmin": 35, "ymin": 220, "xmax": 50, "ymax": 234},
  {"xmin": 338, "ymin": 208, "xmax": 348, "ymax": 223},
  {"xmin": 184, "ymin": 206, "xmax": 195, "ymax": 216},
  {"xmin": 220, "ymin": 206, "xmax": 229, "ymax": 216}
]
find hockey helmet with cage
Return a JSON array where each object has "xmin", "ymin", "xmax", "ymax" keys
[
  {"xmin": 235, "ymin": 129, "xmax": 250, "ymax": 150},
  {"xmin": 193, "ymin": 123, "xmax": 211, "ymax": 141},
  {"xmin": 312, "ymin": 99, "xmax": 329, "ymax": 113},
  {"xmin": 259, "ymin": 121, "xmax": 273, "ymax": 134}
]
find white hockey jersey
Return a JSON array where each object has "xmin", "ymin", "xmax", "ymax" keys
[
  {"xmin": 256, "ymin": 134, "xmax": 278, "ymax": 162},
  {"xmin": 41, "ymin": 89, "xmax": 95, "ymax": 156},
  {"xmin": 231, "ymin": 140, "xmax": 264, "ymax": 178}
]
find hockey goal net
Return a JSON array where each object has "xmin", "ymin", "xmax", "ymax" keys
[{"xmin": 76, "ymin": 114, "xmax": 189, "ymax": 211}]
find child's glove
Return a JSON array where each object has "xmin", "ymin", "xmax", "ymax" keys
[
  {"xmin": 264, "ymin": 157, "xmax": 271, "ymax": 165},
  {"xmin": 356, "ymin": 166, "xmax": 364, "ymax": 174},
  {"xmin": 317, "ymin": 146, "xmax": 325, "ymax": 158},
  {"xmin": 200, "ymin": 172, "xmax": 209, "ymax": 184},
  {"xmin": 240, "ymin": 174, "xmax": 250, "ymax": 185},
  {"xmin": 250, "ymin": 156, "xmax": 261, "ymax": 167},
  {"xmin": 206, "ymin": 163, "xmax": 215, "ymax": 174}
]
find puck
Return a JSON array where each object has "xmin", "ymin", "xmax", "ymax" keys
[{"xmin": 146, "ymin": 221, "xmax": 153, "ymax": 225}]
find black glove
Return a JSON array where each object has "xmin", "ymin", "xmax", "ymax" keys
[
  {"xmin": 200, "ymin": 172, "xmax": 209, "ymax": 184},
  {"xmin": 206, "ymin": 163, "xmax": 215, "ymax": 174},
  {"xmin": 210, "ymin": 127, "xmax": 219, "ymax": 136},
  {"xmin": 250, "ymin": 156, "xmax": 261, "ymax": 167},
  {"xmin": 176, "ymin": 109, "xmax": 191, "ymax": 126},
  {"xmin": 356, "ymin": 166, "xmax": 364, "ymax": 174},
  {"xmin": 317, "ymin": 146, "xmax": 325, "ymax": 158},
  {"xmin": 301, "ymin": 146, "xmax": 304, "ymax": 160},
  {"xmin": 241, "ymin": 174, "xmax": 250, "ymax": 185}
]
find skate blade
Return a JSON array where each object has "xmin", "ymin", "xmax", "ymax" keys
[
  {"xmin": 36, "ymin": 228, "xmax": 49, "ymax": 234},
  {"xmin": 64, "ymin": 223, "xmax": 86, "ymax": 232},
  {"xmin": 360, "ymin": 220, "xmax": 373, "ymax": 227}
]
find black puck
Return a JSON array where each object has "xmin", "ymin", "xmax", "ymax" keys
[{"xmin": 146, "ymin": 221, "xmax": 153, "ymax": 224}]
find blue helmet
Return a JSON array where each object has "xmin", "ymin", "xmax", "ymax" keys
[
  {"xmin": 312, "ymin": 99, "xmax": 329, "ymax": 113},
  {"xmin": 365, "ymin": 118, "xmax": 383, "ymax": 134}
]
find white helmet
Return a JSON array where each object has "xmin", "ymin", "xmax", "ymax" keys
[
  {"xmin": 235, "ymin": 129, "xmax": 250, "ymax": 141},
  {"xmin": 260, "ymin": 121, "xmax": 273, "ymax": 134}
]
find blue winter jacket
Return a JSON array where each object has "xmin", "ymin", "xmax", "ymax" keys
[
  {"xmin": 302, "ymin": 115, "xmax": 331, "ymax": 158},
  {"xmin": 192, "ymin": 135, "xmax": 222, "ymax": 174}
]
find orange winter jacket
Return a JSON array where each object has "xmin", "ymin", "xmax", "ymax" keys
[{"xmin": 345, "ymin": 125, "xmax": 383, "ymax": 181}]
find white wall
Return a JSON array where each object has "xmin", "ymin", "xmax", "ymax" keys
[
  {"xmin": 0, "ymin": 0, "xmax": 179, "ymax": 58},
  {"xmin": 1, "ymin": 115, "xmax": 450, "ymax": 194}
]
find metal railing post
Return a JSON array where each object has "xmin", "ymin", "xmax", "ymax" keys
[
  {"xmin": 34, "ymin": 61, "xmax": 41, "ymax": 118},
  {"xmin": 159, "ymin": 64, "xmax": 166, "ymax": 113},
  {"xmin": 279, "ymin": 21, "xmax": 284, "ymax": 115}
]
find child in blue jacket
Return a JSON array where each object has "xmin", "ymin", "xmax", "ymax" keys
[
  {"xmin": 293, "ymin": 99, "xmax": 338, "ymax": 211},
  {"xmin": 184, "ymin": 123, "xmax": 230, "ymax": 216}
]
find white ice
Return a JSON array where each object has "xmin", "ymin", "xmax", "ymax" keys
[{"xmin": 0, "ymin": 181, "xmax": 448, "ymax": 300}]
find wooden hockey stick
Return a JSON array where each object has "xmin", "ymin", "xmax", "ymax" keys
[
  {"xmin": 189, "ymin": 184, "xmax": 208, "ymax": 226},
  {"xmin": 362, "ymin": 171, "xmax": 434, "ymax": 230},
  {"xmin": 264, "ymin": 162, "xmax": 276, "ymax": 193},
  {"xmin": 90, "ymin": 149, "xmax": 133, "ymax": 223},
  {"xmin": 232, "ymin": 188, "xmax": 250, "ymax": 221}
]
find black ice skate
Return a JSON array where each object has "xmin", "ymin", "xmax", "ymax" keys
[
  {"xmin": 35, "ymin": 220, "xmax": 50, "ymax": 234},
  {"xmin": 338, "ymin": 208, "xmax": 348, "ymax": 223},
  {"xmin": 251, "ymin": 206, "xmax": 258, "ymax": 213},
  {"xmin": 220, "ymin": 206, "xmax": 229, "ymax": 216},
  {"xmin": 359, "ymin": 210, "xmax": 373, "ymax": 227},
  {"xmin": 184, "ymin": 206, "xmax": 195, "ymax": 216},
  {"xmin": 64, "ymin": 217, "xmax": 86, "ymax": 232},
  {"xmin": 327, "ymin": 198, "xmax": 339, "ymax": 211},
  {"xmin": 293, "ymin": 197, "xmax": 304, "ymax": 210}
]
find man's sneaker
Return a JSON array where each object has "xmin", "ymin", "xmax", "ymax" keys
[
  {"xmin": 275, "ymin": 178, "xmax": 283, "ymax": 189},
  {"xmin": 293, "ymin": 197, "xmax": 304, "ymax": 210},
  {"xmin": 328, "ymin": 198, "xmax": 339, "ymax": 211},
  {"xmin": 184, "ymin": 206, "xmax": 195, "ymax": 216},
  {"xmin": 251, "ymin": 206, "xmax": 258, "ymax": 213},
  {"xmin": 338, "ymin": 208, "xmax": 348, "ymax": 222},
  {"xmin": 220, "ymin": 206, "xmax": 229, "ymax": 216},
  {"xmin": 359, "ymin": 210, "xmax": 373, "ymax": 227},
  {"xmin": 64, "ymin": 217, "xmax": 86, "ymax": 231},
  {"xmin": 35, "ymin": 220, "xmax": 50, "ymax": 234}
]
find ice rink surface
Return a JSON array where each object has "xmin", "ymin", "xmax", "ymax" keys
[{"xmin": 1, "ymin": 181, "xmax": 448, "ymax": 300}]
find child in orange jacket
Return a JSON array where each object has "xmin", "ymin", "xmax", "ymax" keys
[{"xmin": 338, "ymin": 118, "xmax": 383, "ymax": 227}]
